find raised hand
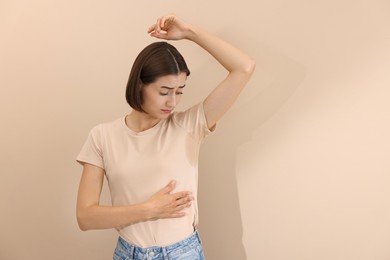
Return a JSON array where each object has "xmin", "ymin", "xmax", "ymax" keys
[
  {"xmin": 147, "ymin": 14, "xmax": 191, "ymax": 41},
  {"xmin": 145, "ymin": 180, "xmax": 194, "ymax": 220}
]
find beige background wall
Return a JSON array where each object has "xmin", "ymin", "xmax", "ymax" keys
[{"xmin": 1, "ymin": 0, "xmax": 389, "ymax": 259}]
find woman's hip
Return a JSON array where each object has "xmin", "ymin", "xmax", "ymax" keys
[{"xmin": 113, "ymin": 230, "xmax": 205, "ymax": 260}]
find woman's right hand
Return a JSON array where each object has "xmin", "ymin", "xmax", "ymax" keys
[
  {"xmin": 147, "ymin": 14, "xmax": 192, "ymax": 41},
  {"xmin": 144, "ymin": 180, "xmax": 194, "ymax": 220}
]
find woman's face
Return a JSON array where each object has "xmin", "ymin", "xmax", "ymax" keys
[{"xmin": 141, "ymin": 72, "xmax": 187, "ymax": 119}]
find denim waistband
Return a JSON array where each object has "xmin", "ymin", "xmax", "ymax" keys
[{"xmin": 116, "ymin": 230, "xmax": 202, "ymax": 259}]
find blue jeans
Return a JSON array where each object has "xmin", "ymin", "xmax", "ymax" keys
[{"xmin": 113, "ymin": 230, "xmax": 205, "ymax": 260}]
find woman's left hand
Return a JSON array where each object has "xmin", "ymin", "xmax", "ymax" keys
[{"xmin": 147, "ymin": 14, "xmax": 190, "ymax": 40}]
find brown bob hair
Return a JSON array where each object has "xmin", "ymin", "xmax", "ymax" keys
[{"xmin": 125, "ymin": 42, "xmax": 190, "ymax": 112}]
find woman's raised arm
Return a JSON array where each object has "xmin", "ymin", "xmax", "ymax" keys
[{"xmin": 148, "ymin": 14, "xmax": 256, "ymax": 129}]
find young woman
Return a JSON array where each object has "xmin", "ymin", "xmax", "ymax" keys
[{"xmin": 76, "ymin": 14, "xmax": 255, "ymax": 260}]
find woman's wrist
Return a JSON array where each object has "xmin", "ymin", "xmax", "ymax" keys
[
  {"xmin": 184, "ymin": 24, "xmax": 200, "ymax": 42},
  {"xmin": 137, "ymin": 201, "xmax": 154, "ymax": 221}
]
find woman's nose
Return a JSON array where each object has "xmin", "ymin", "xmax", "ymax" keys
[{"xmin": 166, "ymin": 95, "xmax": 176, "ymax": 107}]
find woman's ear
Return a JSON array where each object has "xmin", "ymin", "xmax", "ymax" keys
[
  {"xmin": 138, "ymin": 81, "xmax": 143, "ymax": 92},
  {"xmin": 136, "ymin": 82, "xmax": 145, "ymax": 108}
]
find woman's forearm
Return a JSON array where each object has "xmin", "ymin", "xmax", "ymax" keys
[
  {"xmin": 182, "ymin": 21, "xmax": 255, "ymax": 127},
  {"xmin": 77, "ymin": 203, "xmax": 150, "ymax": 231},
  {"xmin": 185, "ymin": 25, "xmax": 255, "ymax": 75},
  {"xmin": 77, "ymin": 172, "xmax": 192, "ymax": 231}
]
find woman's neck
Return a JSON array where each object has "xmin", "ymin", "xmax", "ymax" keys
[{"xmin": 125, "ymin": 110, "xmax": 161, "ymax": 133}]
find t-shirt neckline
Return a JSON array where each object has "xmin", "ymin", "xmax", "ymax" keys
[{"xmin": 121, "ymin": 115, "xmax": 165, "ymax": 136}]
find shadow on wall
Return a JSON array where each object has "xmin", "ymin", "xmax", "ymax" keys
[{"xmin": 197, "ymin": 40, "xmax": 306, "ymax": 260}]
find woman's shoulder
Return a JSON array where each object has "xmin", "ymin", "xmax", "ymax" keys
[{"xmin": 89, "ymin": 116, "xmax": 124, "ymax": 135}]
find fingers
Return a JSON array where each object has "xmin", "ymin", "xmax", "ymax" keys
[
  {"xmin": 172, "ymin": 192, "xmax": 193, "ymax": 211},
  {"xmin": 147, "ymin": 14, "xmax": 176, "ymax": 37},
  {"xmin": 156, "ymin": 15, "xmax": 174, "ymax": 32},
  {"xmin": 165, "ymin": 188, "xmax": 193, "ymax": 207},
  {"xmin": 147, "ymin": 17, "xmax": 164, "ymax": 34},
  {"xmin": 159, "ymin": 181, "xmax": 193, "ymax": 202},
  {"xmin": 160, "ymin": 15, "xmax": 175, "ymax": 31},
  {"xmin": 173, "ymin": 190, "xmax": 193, "ymax": 201},
  {"xmin": 149, "ymin": 181, "xmax": 194, "ymax": 219},
  {"xmin": 164, "ymin": 189, "xmax": 194, "ymax": 217},
  {"xmin": 159, "ymin": 180, "xmax": 176, "ymax": 194},
  {"xmin": 147, "ymin": 24, "xmax": 155, "ymax": 34},
  {"xmin": 166, "ymin": 195, "xmax": 193, "ymax": 218},
  {"xmin": 175, "ymin": 192, "xmax": 193, "ymax": 205},
  {"xmin": 147, "ymin": 21, "xmax": 165, "ymax": 39}
]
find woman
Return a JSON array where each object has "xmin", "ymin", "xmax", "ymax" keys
[{"xmin": 76, "ymin": 14, "xmax": 255, "ymax": 260}]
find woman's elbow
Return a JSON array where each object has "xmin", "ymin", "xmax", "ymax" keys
[
  {"xmin": 236, "ymin": 58, "xmax": 256, "ymax": 78},
  {"xmin": 245, "ymin": 58, "xmax": 256, "ymax": 76},
  {"xmin": 76, "ymin": 210, "xmax": 91, "ymax": 231},
  {"xmin": 77, "ymin": 222, "xmax": 88, "ymax": 232}
]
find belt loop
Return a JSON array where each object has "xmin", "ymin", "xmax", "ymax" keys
[
  {"xmin": 196, "ymin": 230, "xmax": 202, "ymax": 245},
  {"xmin": 162, "ymin": 247, "xmax": 169, "ymax": 260},
  {"xmin": 129, "ymin": 244, "xmax": 135, "ymax": 259}
]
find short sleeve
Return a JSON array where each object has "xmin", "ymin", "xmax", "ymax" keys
[
  {"xmin": 76, "ymin": 125, "xmax": 105, "ymax": 169},
  {"xmin": 173, "ymin": 102, "xmax": 216, "ymax": 142}
]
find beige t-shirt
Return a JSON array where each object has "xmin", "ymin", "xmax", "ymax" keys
[{"xmin": 77, "ymin": 102, "xmax": 214, "ymax": 247}]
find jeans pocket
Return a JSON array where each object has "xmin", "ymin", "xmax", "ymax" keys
[
  {"xmin": 169, "ymin": 244, "xmax": 205, "ymax": 260},
  {"xmin": 113, "ymin": 242, "xmax": 130, "ymax": 260}
]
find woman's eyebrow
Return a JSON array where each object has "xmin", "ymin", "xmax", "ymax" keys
[{"xmin": 160, "ymin": 85, "xmax": 186, "ymax": 90}]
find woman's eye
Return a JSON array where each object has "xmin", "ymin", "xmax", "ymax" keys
[{"xmin": 159, "ymin": 91, "xmax": 183, "ymax": 96}]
